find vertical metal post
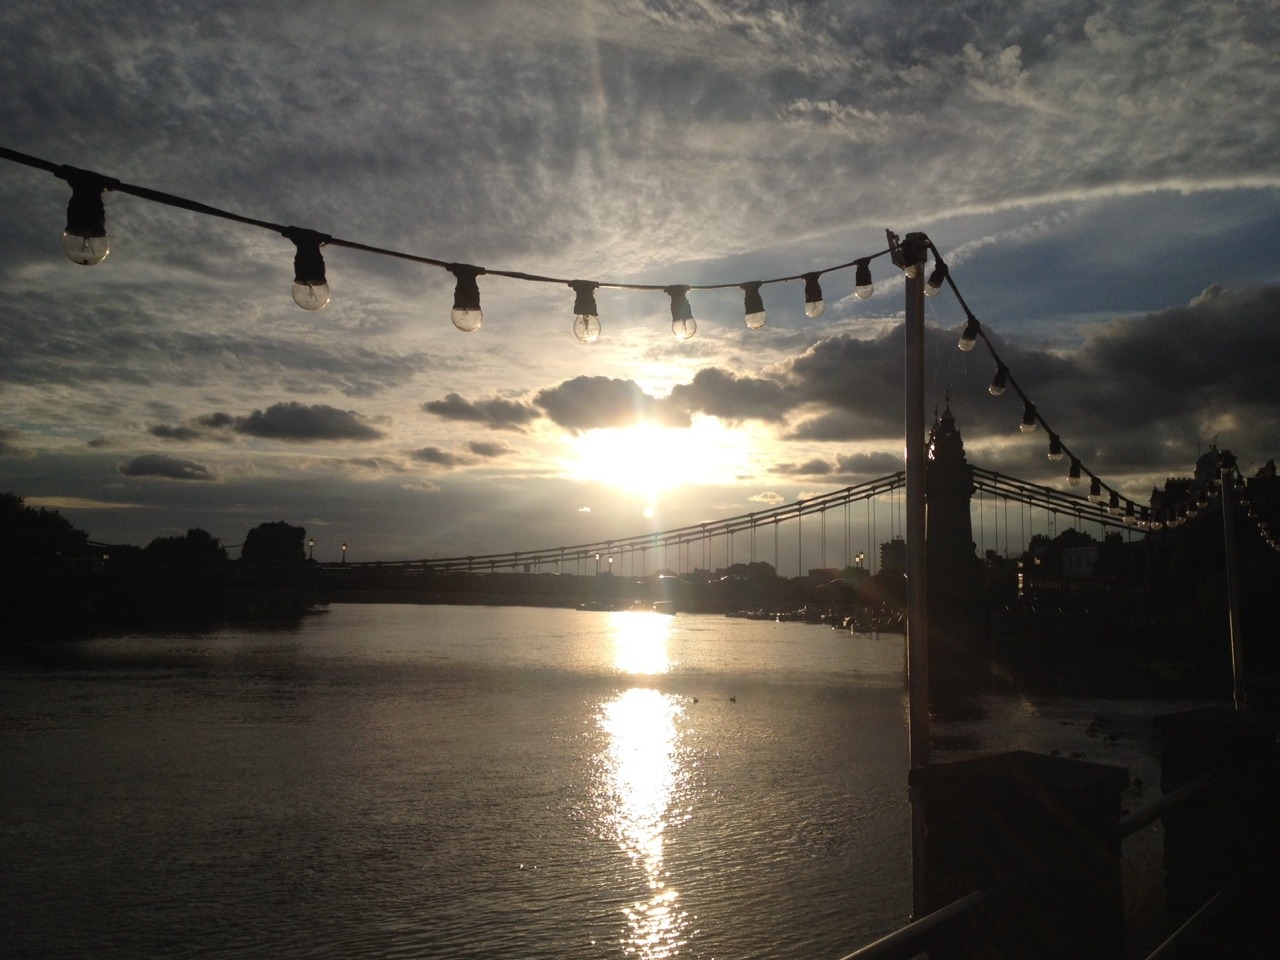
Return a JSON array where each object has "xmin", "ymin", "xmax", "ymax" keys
[
  {"xmin": 1219, "ymin": 453, "xmax": 1246, "ymax": 711},
  {"xmin": 895, "ymin": 230, "xmax": 931, "ymax": 918}
]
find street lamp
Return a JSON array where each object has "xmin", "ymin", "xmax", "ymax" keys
[
  {"xmin": 595, "ymin": 552, "xmax": 601, "ymax": 574},
  {"xmin": 308, "ymin": 537, "xmax": 315, "ymax": 561},
  {"xmin": 341, "ymin": 542, "xmax": 347, "ymax": 563}
]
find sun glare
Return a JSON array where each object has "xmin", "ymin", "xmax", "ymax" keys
[{"xmin": 566, "ymin": 420, "xmax": 753, "ymax": 498}]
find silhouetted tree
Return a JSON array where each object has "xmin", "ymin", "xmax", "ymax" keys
[
  {"xmin": 240, "ymin": 521, "xmax": 307, "ymax": 565},
  {"xmin": 145, "ymin": 528, "xmax": 228, "ymax": 563},
  {"xmin": 0, "ymin": 492, "xmax": 90, "ymax": 559}
]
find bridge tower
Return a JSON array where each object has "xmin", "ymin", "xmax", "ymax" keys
[{"xmin": 926, "ymin": 400, "xmax": 988, "ymax": 707}]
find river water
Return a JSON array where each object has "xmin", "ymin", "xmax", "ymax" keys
[{"xmin": 1, "ymin": 605, "xmax": 1192, "ymax": 958}]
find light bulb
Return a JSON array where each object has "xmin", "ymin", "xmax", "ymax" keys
[
  {"xmin": 570, "ymin": 280, "xmax": 600, "ymax": 343},
  {"xmin": 1088, "ymin": 476, "xmax": 1103, "ymax": 503},
  {"xmin": 803, "ymin": 273, "xmax": 824, "ymax": 318},
  {"xmin": 989, "ymin": 365, "xmax": 1008, "ymax": 397},
  {"xmin": 666, "ymin": 285, "xmax": 696, "ymax": 340},
  {"xmin": 283, "ymin": 226, "xmax": 331, "ymax": 311},
  {"xmin": 672, "ymin": 316, "xmax": 697, "ymax": 340},
  {"xmin": 959, "ymin": 316, "xmax": 980, "ymax": 352},
  {"xmin": 62, "ymin": 231, "xmax": 109, "ymax": 266},
  {"xmin": 903, "ymin": 263, "xmax": 919, "ymax": 279},
  {"xmin": 449, "ymin": 264, "xmax": 485, "ymax": 332},
  {"xmin": 741, "ymin": 282, "xmax": 766, "ymax": 329},
  {"xmin": 1123, "ymin": 502, "xmax": 1137, "ymax": 524},
  {"xmin": 854, "ymin": 260, "xmax": 874, "ymax": 300},
  {"xmin": 452, "ymin": 307, "xmax": 483, "ymax": 332},
  {"xmin": 925, "ymin": 261, "xmax": 948, "ymax": 297},
  {"xmin": 60, "ymin": 169, "xmax": 112, "ymax": 266},
  {"xmin": 1067, "ymin": 458, "xmax": 1082, "ymax": 485},
  {"xmin": 1108, "ymin": 492, "xmax": 1122, "ymax": 516},
  {"xmin": 1047, "ymin": 435, "xmax": 1064, "ymax": 462},
  {"xmin": 573, "ymin": 314, "xmax": 601, "ymax": 343},
  {"xmin": 1020, "ymin": 402, "xmax": 1037, "ymax": 433},
  {"xmin": 292, "ymin": 280, "xmax": 330, "ymax": 310}
]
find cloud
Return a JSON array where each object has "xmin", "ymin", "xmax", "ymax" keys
[
  {"xmin": 777, "ymin": 457, "xmax": 834, "ymax": 477},
  {"xmin": 1, "ymin": 0, "xmax": 1278, "ymax": 561},
  {"xmin": 118, "ymin": 454, "xmax": 216, "ymax": 481},
  {"xmin": 0, "ymin": 428, "xmax": 34, "ymax": 458},
  {"xmin": 149, "ymin": 424, "xmax": 203, "ymax": 442},
  {"xmin": 233, "ymin": 402, "xmax": 384, "ymax": 442},
  {"xmin": 467, "ymin": 440, "xmax": 515, "ymax": 458},
  {"xmin": 410, "ymin": 446, "xmax": 475, "ymax": 467},
  {"xmin": 749, "ymin": 491, "xmax": 786, "ymax": 505},
  {"xmin": 401, "ymin": 480, "xmax": 441, "ymax": 493},
  {"xmin": 535, "ymin": 376, "xmax": 690, "ymax": 433},
  {"xmin": 423, "ymin": 392, "xmax": 541, "ymax": 431},
  {"xmin": 835, "ymin": 451, "xmax": 904, "ymax": 477},
  {"xmin": 668, "ymin": 367, "xmax": 792, "ymax": 422}
]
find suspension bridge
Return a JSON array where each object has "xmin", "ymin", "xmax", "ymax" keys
[{"xmin": 332, "ymin": 465, "xmax": 1141, "ymax": 578}]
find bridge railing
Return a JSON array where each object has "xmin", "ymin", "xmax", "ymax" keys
[{"xmin": 831, "ymin": 707, "xmax": 1278, "ymax": 960}]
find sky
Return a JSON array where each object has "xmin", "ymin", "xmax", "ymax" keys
[{"xmin": 1, "ymin": 0, "xmax": 1278, "ymax": 563}]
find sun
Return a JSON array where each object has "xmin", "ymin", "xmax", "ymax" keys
[{"xmin": 565, "ymin": 419, "xmax": 753, "ymax": 499}]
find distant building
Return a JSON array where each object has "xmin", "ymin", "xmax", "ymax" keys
[{"xmin": 879, "ymin": 536, "xmax": 906, "ymax": 575}]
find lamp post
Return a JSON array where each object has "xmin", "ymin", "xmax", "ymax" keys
[
  {"xmin": 1219, "ymin": 450, "xmax": 1246, "ymax": 710},
  {"xmin": 341, "ymin": 542, "xmax": 347, "ymax": 563},
  {"xmin": 308, "ymin": 537, "xmax": 315, "ymax": 561},
  {"xmin": 891, "ymin": 229, "xmax": 931, "ymax": 920}
]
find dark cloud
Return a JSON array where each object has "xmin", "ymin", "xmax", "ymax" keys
[
  {"xmin": 233, "ymin": 402, "xmax": 383, "ymax": 442},
  {"xmin": 0, "ymin": 428, "xmax": 33, "ymax": 458},
  {"xmin": 149, "ymin": 424, "xmax": 202, "ymax": 442},
  {"xmin": 198, "ymin": 412, "xmax": 235, "ymax": 429},
  {"xmin": 835, "ymin": 451, "xmax": 904, "ymax": 477},
  {"xmin": 776, "ymin": 457, "xmax": 834, "ymax": 476},
  {"xmin": 668, "ymin": 368, "xmax": 792, "ymax": 422},
  {"xmin": 467, "ymin": 440, "xmax": 515, "ymax": 458},
  {"xmin": 535, "ymin": 376, "xmax": 690, "ymax": 433},
  {"xmin": 423, "ymin": 392, "xmax": 541, "ymax": 431},
  {"xmin": 118, "ymin": 454, "xmax": 216, "ymax": 481},
  {"xmin": 410, "ymin": 446, "xmax": 474, "ymax": 467}
]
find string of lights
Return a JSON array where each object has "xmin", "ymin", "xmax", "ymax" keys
[
  {"xmin": 2, "ymin": 144, "xmax": 1268, "ymax": 542},
  {"xmin": 0, "ymin": 145, "xmax": 892, "ymax": 342},
  {"xmin": 927, "ymin": 237, "xmax": 1228, "ymax": 533}
]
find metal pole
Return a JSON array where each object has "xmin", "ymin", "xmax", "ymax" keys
[
  {"xmin": 1219, "ymin": 452, "xmax": 1246, "ymax": 710},
  {"xmin": 895, "ymin": 230, "xmax": 931, "ymax": 919}
]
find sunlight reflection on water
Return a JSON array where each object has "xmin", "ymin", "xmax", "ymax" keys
[
  {"xmin": 598, "ymin": 688, "xmax": 690, "ymax": 959},
  {"xmin": 597, "ymin": 610, "xmax": 689, "ymax": 957},
  {"xmin": 608, "ymin": 610, "xmax": 674, "ymax": 675}
]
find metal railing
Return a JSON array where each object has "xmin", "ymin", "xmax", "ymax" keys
[{"xmin": 832, "ymin": 762, "xmax": 1247, "ymax": 960}]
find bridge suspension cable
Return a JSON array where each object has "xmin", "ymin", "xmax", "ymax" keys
[{"xmin": 351, "ymin": 472, "xmax": 905, "ymax": 574}]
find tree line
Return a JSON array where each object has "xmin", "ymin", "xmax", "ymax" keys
[{"xmin": 0, "ymin": 493, "xmax": 309, "ymax": 566}]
